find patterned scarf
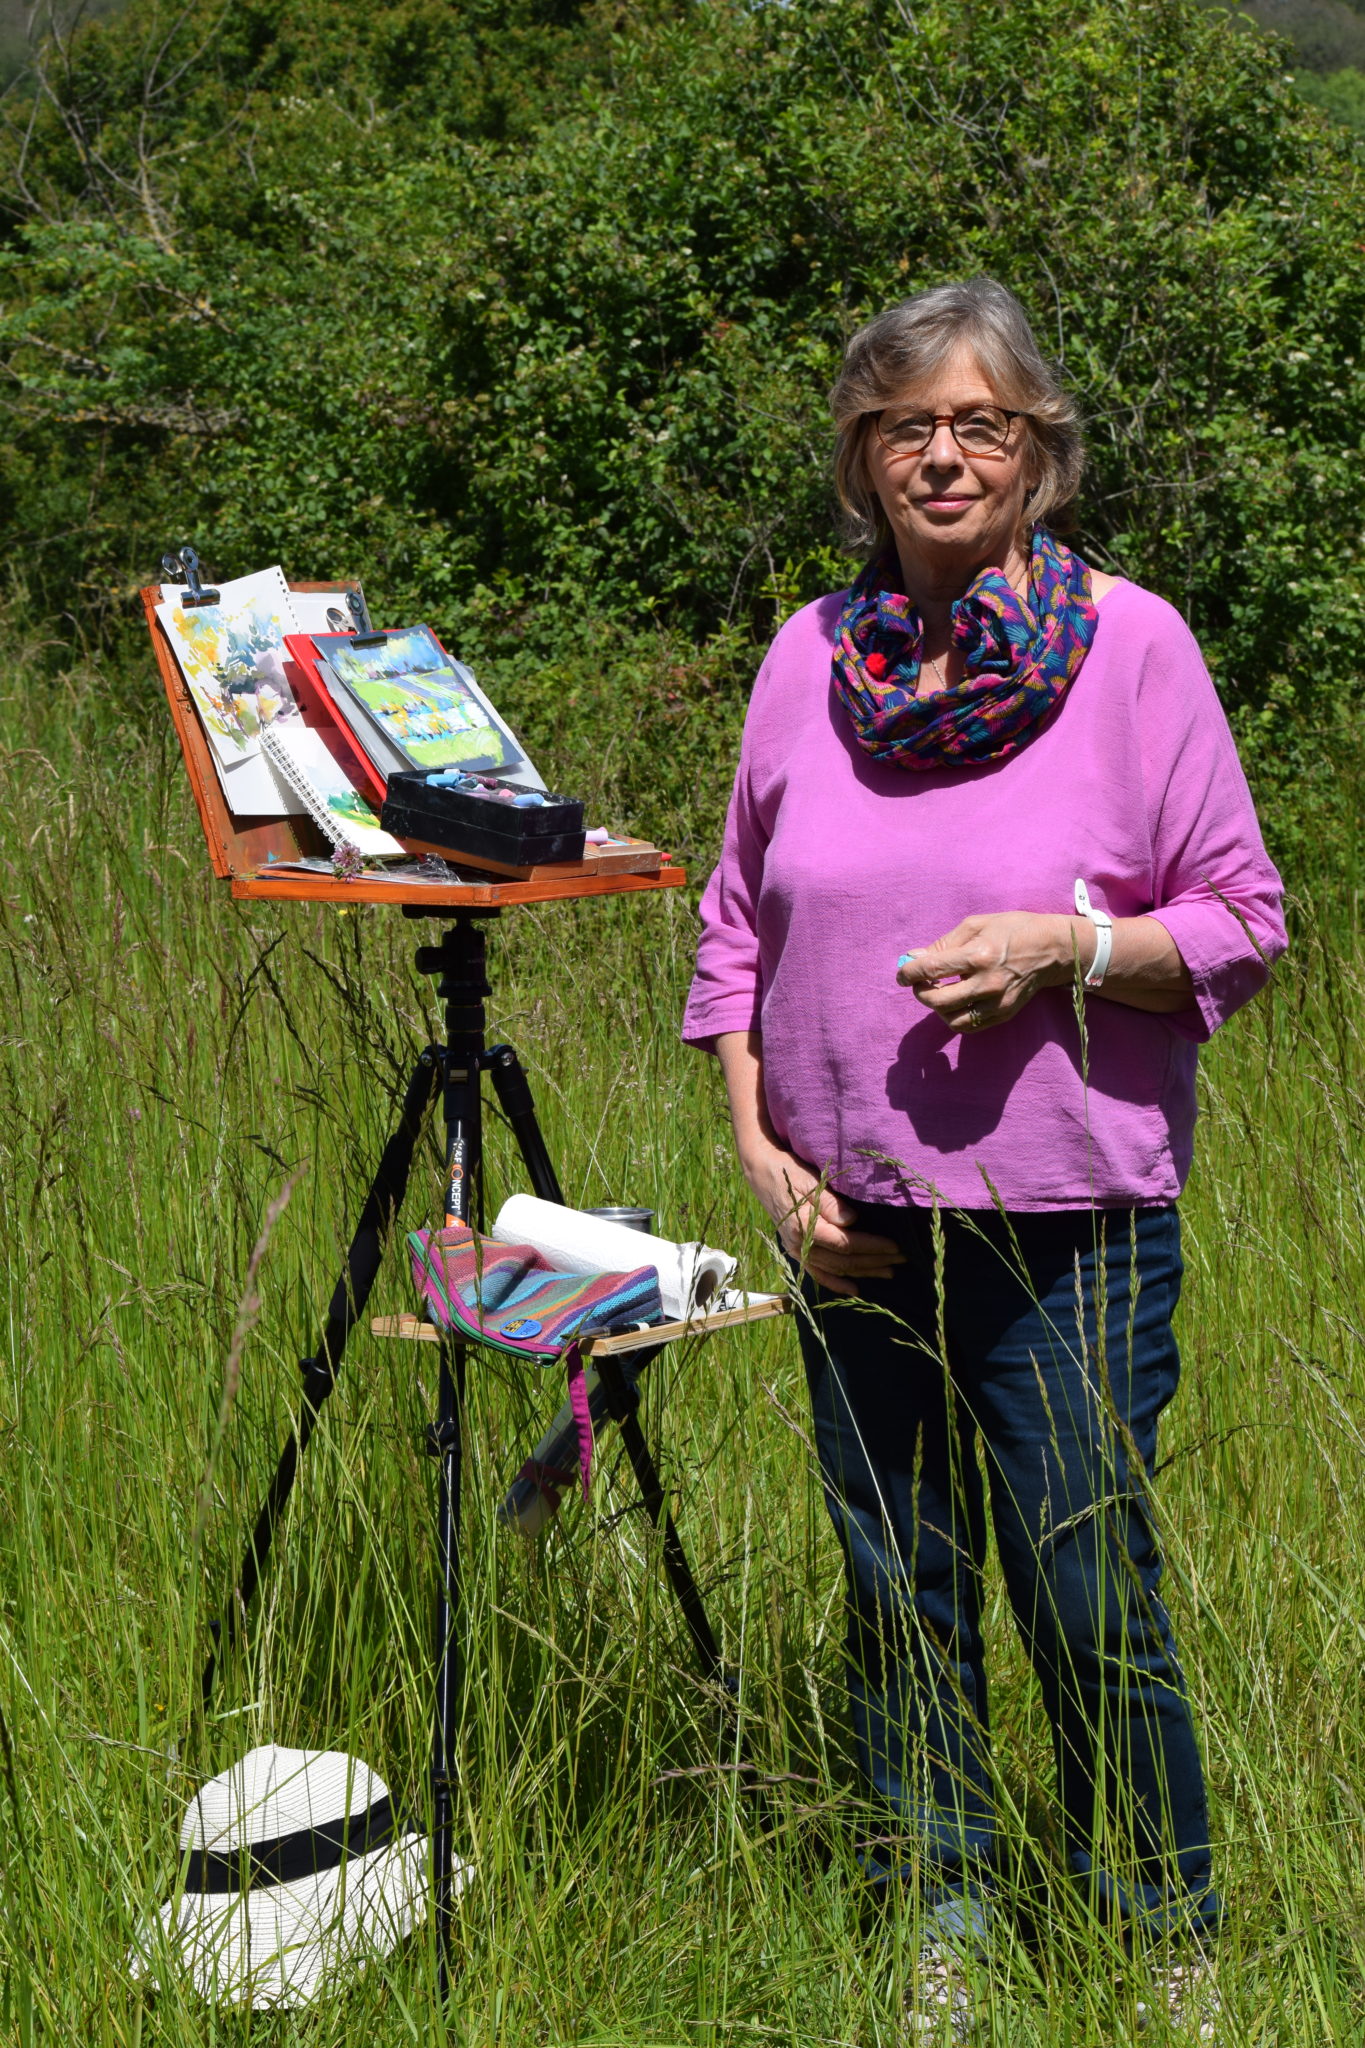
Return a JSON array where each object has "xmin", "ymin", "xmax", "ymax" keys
[{"xmin": 830, "ymin": 525, "xmax": 1097, "ymax": 770}]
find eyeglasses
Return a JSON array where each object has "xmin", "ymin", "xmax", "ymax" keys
[{"xmin": 875, "ymin": 405, "xmax": 1027, "ymax": 457}]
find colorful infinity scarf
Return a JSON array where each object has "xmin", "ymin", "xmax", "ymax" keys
[{"xmin": 830, "ymin": 525, "xmax": 1097, "ymax": 770}]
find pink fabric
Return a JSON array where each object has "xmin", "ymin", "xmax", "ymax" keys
[
  {"xmin": 683, "ymin": 580, "xmax": 1286, "ymax": 1212},
  {"xmin": 515, "ymin": 1456, "xmax": 569, "ymax": 1514},
  {"xmin": 565, "ymin": 1342, "xmax": 593, "ymax": 1500}
]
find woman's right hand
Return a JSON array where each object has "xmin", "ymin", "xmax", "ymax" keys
[
  {"xmin": 741, "ymin": 1139, "xmax": 904, "ymax": 1297},
  {"xmin": 712, "ymin": 1029, "xmax": 903, "ymax": 1296}
]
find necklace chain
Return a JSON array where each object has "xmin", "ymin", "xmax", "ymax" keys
[{"xmin": 921, "ymin": 558, "xmax": 1028, "ymax": 692}]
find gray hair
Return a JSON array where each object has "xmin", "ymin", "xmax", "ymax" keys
[{"xmin": 829, "ymin": 279, "xmax": 1085, "ymax": 550}]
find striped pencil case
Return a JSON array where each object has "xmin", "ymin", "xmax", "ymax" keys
[
  {"xmin": 408, "ymin": 1223, "xmax": 663, "ymax": 1359},
  {"xmin": 409, "ymin": 1223, "xmax": 664, "ymax": 1499}
]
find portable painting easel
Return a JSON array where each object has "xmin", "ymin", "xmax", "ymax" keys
[{"xmin": 142, "ymin": 564, "xmax": 787, "ymax": 1994}]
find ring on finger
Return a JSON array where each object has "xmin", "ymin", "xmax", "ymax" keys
[{"xmin": 965, "ymin": 1003, "xmax": 981, "ymax": 1029}]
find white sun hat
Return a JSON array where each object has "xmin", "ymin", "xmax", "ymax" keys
[{"xmin": 130, "ymin": 1745, "xmax": 465, "ymax": 2008}]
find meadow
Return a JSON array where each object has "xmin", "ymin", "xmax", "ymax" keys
[{"xmin": 1, "ymin": 652, "xmax": 1364, "ymax": 2048}]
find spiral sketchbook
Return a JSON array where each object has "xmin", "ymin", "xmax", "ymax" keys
[{"xmin": 260, "ymin": 725, "xmax": 406, "ymax": 860}]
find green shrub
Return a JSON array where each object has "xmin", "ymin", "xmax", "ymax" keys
[
  {"xmin": 1297, "ymin": 59, "xmax": 1365, "ymax": 125},
  {"xmin": 1227, "ymin": 0, "xmax": 1365, "ymax": 75}
]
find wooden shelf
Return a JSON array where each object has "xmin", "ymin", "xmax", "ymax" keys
[
  {"xmin": 226, "ymin": 865, "xmax": 685, "ymax": 908},
  {"xmin": 371, "ymin": 1298, "xmax": 790, "ymax": 1356}
]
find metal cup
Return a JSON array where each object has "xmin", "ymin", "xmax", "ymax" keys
[{"xmin": 584, "ymin": 1205, "xmax": 654, "ymax": 1233}]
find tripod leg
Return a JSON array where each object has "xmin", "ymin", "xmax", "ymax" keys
[
  {"xmin": 485, "ymin": 1043, "xmax": 565, "ymax": 1206},
  {"xmin": 428, "ymin": 1336, "xmax": 465, "ymax": 2003},
  {"xmin": 201, "ymin": 1052, "xmax": 440, "ymax": 1704},
  {"xmin": 422, "ymin": 919, "xmax": 486, "ymax": 1996},
  {"xmin": 482, "ymin": 1045, "xmax": 730, "ymax": 1698},
  {"xmin": 594, "ymin": 1350, "xmax": 727, "ymax": 1689}
]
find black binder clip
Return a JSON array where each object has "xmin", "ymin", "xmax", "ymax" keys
[
  {"xmin": 324, "ymin": 586, "xmax": 382, "ymax": 644},
  {"xmin": 161, "ymin": 546, "xmax": 220, "ymax": 608}
]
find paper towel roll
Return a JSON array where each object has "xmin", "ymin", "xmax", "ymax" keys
[{"xmin": 490, "ymin": 1194, "xmax": 736, "ymax": 1322}]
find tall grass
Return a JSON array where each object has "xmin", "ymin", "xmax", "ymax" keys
[{"xmin": 1, "ymin": 655, "xmax": 1363, "ymax": 2045}]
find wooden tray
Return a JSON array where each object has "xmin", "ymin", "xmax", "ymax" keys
[{"xmin": 371, "ymin": 1299, "xmax": 791, "ymax": 1356}]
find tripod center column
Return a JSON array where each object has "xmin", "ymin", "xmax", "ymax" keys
[{"xmin": 415, "ymin": 912, "xmax": 497, "ymax": 1227}]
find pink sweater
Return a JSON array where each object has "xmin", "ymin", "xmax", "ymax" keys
[{"xmin": 683, "ymin": 580, "xmax": 1286, "ymax": 1211}]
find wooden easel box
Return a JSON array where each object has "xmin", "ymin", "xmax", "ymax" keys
[{"xmin": 140, "ymin": 581, "xmax": 686, "ymax": 910}]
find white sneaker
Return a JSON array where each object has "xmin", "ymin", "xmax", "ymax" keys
[
  {"xmin": 903, "ymin": 1892, "xmax": 994, "ymax": 2042},
  {"xmin": 1136, "ymin": 1953, "xmax": 1220, "ymax": 2040},
  {"xmin": 904, "ymin": 1938, "xmax": 981, "ymax": 2040}
]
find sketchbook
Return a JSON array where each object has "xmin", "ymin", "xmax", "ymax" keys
[
  {"xmin": 307, "ymin": 626, "xmax": 545, "ymax": 789},
  {"xmin": 259, "ymin": 725, "xmax": 406, "ymax": 860}
]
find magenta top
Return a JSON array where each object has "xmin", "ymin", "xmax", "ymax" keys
[{"xmin": 683, "ymin": 580, "xmax": 1286, "ymax": 1211}]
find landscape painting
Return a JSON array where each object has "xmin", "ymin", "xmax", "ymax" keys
[
  {"xmin": 314, "ymin": 626, "xmax": 520, "ymax": 773},
  {"xmin": 324, "ymin": 783, "xmax": 396, "ymax": 856}
]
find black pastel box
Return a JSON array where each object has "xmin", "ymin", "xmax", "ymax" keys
[{"xmin": 380, "ymin": 772, "xmax": 586, "ymax": 868}]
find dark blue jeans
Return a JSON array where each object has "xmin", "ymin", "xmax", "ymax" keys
[{"xmin": 796, "ymin": 1202, "xmax": 1219, "ymax": 1937}]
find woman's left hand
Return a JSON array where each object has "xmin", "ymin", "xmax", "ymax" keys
[
  {"xmin": 896, "ymin": 912, "xmax": 1079, "ymax": 1032},
  {"xmin": 898, "ymin": 909, "xmax": 1195, "ymax": 1027}
]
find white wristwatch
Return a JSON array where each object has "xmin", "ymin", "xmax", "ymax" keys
[{"xmin": 1073, "ymin": 878, "xmax": 1113, "ymax": 990}]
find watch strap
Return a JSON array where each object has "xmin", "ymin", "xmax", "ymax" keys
[{"xmin": 1073, "ymin": 878, "xmax": 1114, "ymax": 989}]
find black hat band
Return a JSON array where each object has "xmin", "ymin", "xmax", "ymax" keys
[{"xmin": 181, "ymin": 1794, "xmax": 403, "ymax": 1895}]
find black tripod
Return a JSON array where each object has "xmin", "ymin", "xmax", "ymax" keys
[{"xmin": 201, "ymin": 911, "xmax": 727, "ymax": 1992}]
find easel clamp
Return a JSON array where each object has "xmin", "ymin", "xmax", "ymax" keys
[{"xmin": 160, "ymin": 544, "xmax": 220, "ymax": 608}]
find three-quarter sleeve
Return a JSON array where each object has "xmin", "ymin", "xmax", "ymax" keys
[
  {"xmin": 681, "ymin": 686, "xmax": 772, "ymax": 1051},
  {"xmin": 1139, "ymin": 618, "xmax": 1287, "ymax": 1043}
]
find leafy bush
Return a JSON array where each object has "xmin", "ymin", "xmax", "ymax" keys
[
  {"xmin": 1, "ymin": 0, "xmax": 1364, "ymax": 869},
  {"xmin": 1226, "ymin": 0, "xmax": 1365, "ymax": 73},
  {"xmin": 1297, "ymin": 59, "xmax": 1365, "ymax": 124},
  {"xmin": 0, "ymin": 0, "xmax": 127, "ymax": 90}
]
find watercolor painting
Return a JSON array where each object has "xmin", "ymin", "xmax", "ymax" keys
[
  {"xmin": 260, "ymin": 724, "xmax": 406, "ymax": 858},
  {"xmin": 326, "ymin": 786, "xmax": 390, "ymax": 846},
  {"xmin": 316, "ymin": 626, "xmax": 519, "ymax": 774},
  {"xmin": 157, "ymin": 568, "xmax": 302, "ymax": 769}
]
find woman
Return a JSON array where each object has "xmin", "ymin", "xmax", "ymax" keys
[{"xmin": 683, "ymin": 279, "xmax": 1285, "ymax": 2019}]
